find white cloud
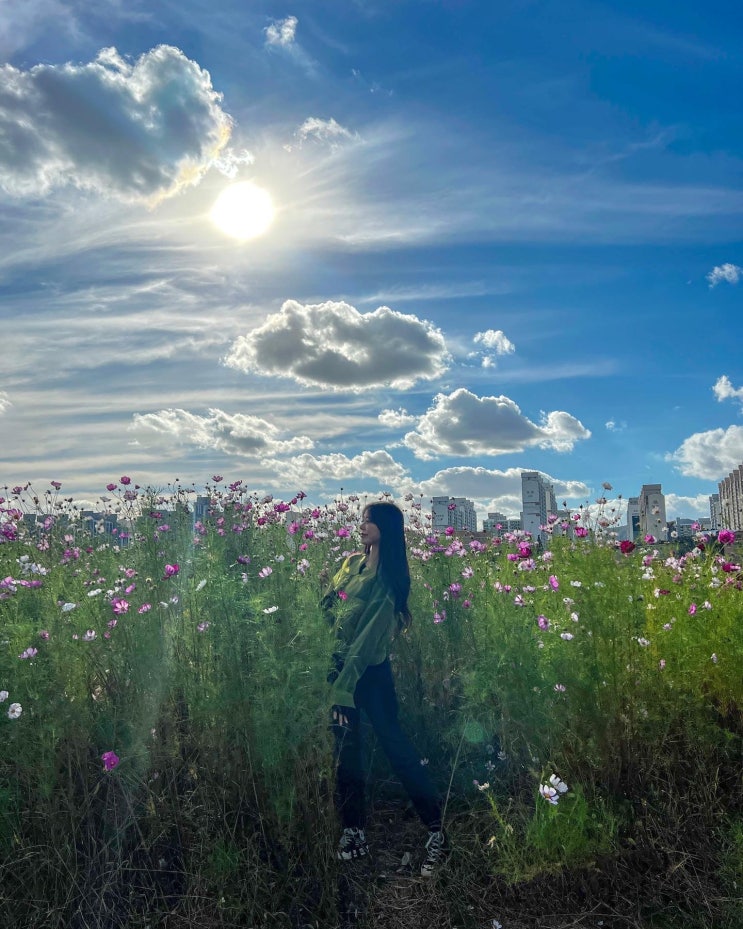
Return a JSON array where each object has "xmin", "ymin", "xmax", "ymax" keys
[
  {"xmin": 296, "ymin": 117, "xmax": 358, "ymax": 148},
  {"xmin": 669, "ymin": 425, "xmax": 743, "ymax": 479},
  {"xmin": 605, "ymin": 419, "xmax": 627, "ymax": 432},
  {"xmin": 378, "ymin": 408, "xmax": 417, "ymax": 428},
  {"xmin": 665, "ymin": 493, "xmax": 714, "ymax": 520},
  {"xmin": 403, "ymin": 388, "xmax": 591, "ymax": 460},
  {"xmin": 713, "ymin": 375, "xmax": 743, "ymax": 404},
  {"xmin": 706, "ymin": 263, "xmax": 742, "ymax": 287},
  {"xmin": 0, "ymin": 46, "xmax": 232, "ymax": 203},
  {"xmin": 223, "ymin": 300, "xmax": 450, "ymax": 390},
  {"xmin": 264, "ymin": 15, "xmax": 298, "ymax": 47},
  {"xmin": 269, "ymin": 449, "xmax": 410, "ymax": 488},
  {"xmin": 415, "ymin": 465, "xmax": 590, "ymax": 523},
  {"xmin": 129, "ymin": 408, "xmax": 314, "ymax": 458},
  {"xmin": 473, "ymin": 329, "xmax": 515, "ymax": 354},
  {"xmin": 0, "ymin": 392, "xmax": 11, "ymax": 414}
]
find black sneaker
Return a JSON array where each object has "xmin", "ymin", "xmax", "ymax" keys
[
  {"xmin": 337, "ymin": 827, "xmax": 369, "ymax": 861},
  {"xmin": 420, "ymin": 829, "xmax": 448, "ymax": 877}
]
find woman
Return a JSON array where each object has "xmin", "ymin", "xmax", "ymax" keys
[{"xmin": 322, "ymin": 501, "xmax": 447, "ymax": 877}]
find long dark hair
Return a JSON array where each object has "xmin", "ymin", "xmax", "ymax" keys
[{"xmin": 363, "ymin": 501, "xmax": 412, "ymax": 629}]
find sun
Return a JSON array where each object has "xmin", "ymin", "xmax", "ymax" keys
[{"xmin": 210, "ymin": 182, "xmax": 275, "ymax": 240}]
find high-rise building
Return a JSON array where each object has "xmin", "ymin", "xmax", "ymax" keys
[
  {"xmin": 431, "ymin": 496, "xmax": 477, "ymax": 532},
  {"xmin": 627, "ymin": 497, "xmax": 640, "ymax": 540},
  {"xmin": 709, "ymin": 493, "xmax": 721, "ymax": 531},
  {"xmin": 719, "ymin": 464, "xmax": 743, "ymax": 531},
  {"xmin": 520, "ymin": 471, "xmax": 557, "ymax": 542},
  {"xmin": 482, "ymin": 511, "xmax": 522, "ymax": 533},
  {"xmin": 638, "ymin": 484, "xmax": 667, "ymax": 541}
]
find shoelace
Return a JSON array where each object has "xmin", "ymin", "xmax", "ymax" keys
[{"xmin": 425, "ymin": 832, "xmax": 445, "ymax": 859}]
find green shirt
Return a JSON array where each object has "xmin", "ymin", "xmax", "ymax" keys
[{"xmin": 322, "ymin": 552, "xmax": 399, "ymax": 709}]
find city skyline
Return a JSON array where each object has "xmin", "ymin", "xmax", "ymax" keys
[{"xmin": 1, "ymin": 2, "xmax": 742, "ymax": 523}]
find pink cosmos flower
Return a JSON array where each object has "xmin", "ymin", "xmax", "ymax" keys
[
  {"xmin": 19, "ymin": 647, "xmax": 38, "ymax": 660},
  {"xmin": 50, "ymin": 480, "xmax": 62, "ymax": 490},
  {"xmin": 163, "ymin": 563, "xmax": 179, "ymax": 578},
  {"xmin": 620, "ymin": 540, "xmax": 636, "ymax": 554},
  {"xmin": 120, "ymin": 476, "xmax": 131, "ymax": 485},
  {"xmin": 337, "ymin": 590, "xmax": 348, "ymax": 601},
  {"xmin": 106, "ymin": 483, "xmax": 117, "ymax": 492},
  {"xmin": 138, "ymin": 603, "xmax": 151, "ymax": 613},
  {"xmin": 444, "ymin": 526, "xmax": 455, "ymax": 537},
  {"xmin": 554, "ymin": 683, "xmax": 566, "ymax": 692},
  {"xmin": 659, "ymin": 659, "xmax": 666, "ymax": 670},
  {"xmin": 688, "ymin": 603, "xmax": 697, "ymax": 616},
  {"xmin": 574, "ymin": 527, "xmax": 588, "ymax": 538},
  {"xmin": 537, "ymin": 615, "xmax": 550, "ymax": 630},
  {"xmin": 549, "ymin": 575, "xmax": 559, "ymax": 590},
  {"xmin": 258, "ymin": 566, "xmax": 273, "ymax": 578},
  {"xmin": 111, "ymin": 598, "xmax": 129, "ymax": 614},
  {"xmin": 101, "ymin": 750, "xmax": 120, "ymax": 771},
  {"xmin": 83, "ymin": 630, "xmax": 97, "ymax": 641},
  {"xmin": 718, "ymin": 529, "xmax": 735, "ymax": 545}
]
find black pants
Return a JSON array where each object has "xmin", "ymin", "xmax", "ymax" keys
[{"xmin": 332, "ymin": 659, "xmax": 442, "ymax": 831}]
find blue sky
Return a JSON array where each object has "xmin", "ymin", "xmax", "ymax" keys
[{"xmin": 1, "ymin": 0, "xmax": 742, "ymax": 523}]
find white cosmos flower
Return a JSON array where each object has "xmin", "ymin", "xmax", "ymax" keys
[
  {"xmin": 549, "ymin": 773, "xmax": 569, "ymax": 794},
  {"xmin": 262, "ymin": 606, "xmax": 279, "ymax": 614},
  {"xmin": 61, "ymin": 602, "xmax": 77, "ymax": 612},
  {"xmin": 0, "ymin": 690, "xmax": 9, "ymax": 702},
  {"xmin": 7, "ymin": 703, "xmax": 22, "ymax": 719},
  {"xmin": 87, "ymin": 589, "xmax": 103, "ymax": 597},
  {"xmin": 539, "ymin": 783, "xmax": 559, "ymax": 804},
  {"xmin": 195, "ymin": 579, "xmax": 207, "ymax": 591}
]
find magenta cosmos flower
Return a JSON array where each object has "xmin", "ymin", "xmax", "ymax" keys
[{"xmin": 101, "ymin": 750, "xmax": 120, "ymax": 771}]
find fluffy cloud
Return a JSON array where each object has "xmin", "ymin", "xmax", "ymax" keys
[
  {"xmin": 269, "ymin": 449, "xmax": 409, "ymax": 488},
  {"xmin": 473, "ymin": 329, "xmax": 515, "ymax": 354},
  {"xmin": 130, "ymin": 408, "xmax": 313, "ymax": 458},
  {"xmin": 706, "ymin": 263, "xmax": 742, "ymax": 287},
  {"xmin": 0, "ymin": 46, "xmax": 232, "ymax": 202},
  {"xmin": 264, "ymin": 15, "xmax": 298, "ymax": 47},
  {"xmin": 669, "ymin": 425, "xmax": 743, "ymax": 479},
  {"xmin": 403, "ymin": 388, "xmax": 591, "ymax": 460},
  {"xmin": 665, "ymin": 493, "xmax": 714, "ymax": 520},
  {"xmin": 378, "ymin": 408, "xmax": 417, "ymax": 428},
  {"xmin": 713, "ymin": 375, "xmax": 743, "ymax": 404},
  {"xmin": 224, "ymin": 300, "xmax": 450, "ymax": 390}
]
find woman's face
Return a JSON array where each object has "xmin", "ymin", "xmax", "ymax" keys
[{"xmin": 359, "ymin": 511, "xmax": 381, "ymax": 548}]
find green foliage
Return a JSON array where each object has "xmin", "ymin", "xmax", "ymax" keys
[{"xmin": 0, "ymin": 481, "xmax": 740, "ymax": 927}]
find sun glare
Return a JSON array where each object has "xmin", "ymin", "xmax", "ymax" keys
[{"xmin": 210, "ymin": 182, "xmax": 275, "ymax": 240}]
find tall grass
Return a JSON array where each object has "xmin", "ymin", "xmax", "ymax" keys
[{"xmin": 0, "ymin": 479, "xmax": 741, "ymax": 928}]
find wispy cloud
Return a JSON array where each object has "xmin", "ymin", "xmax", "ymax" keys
[
  {"xmin": 295, "ymin": 117, "xmax": 359, "ymax": 149},
  {"xmin": 0, "ymin": 46, "xmax": 232, "ymax": 203},
  {"xmin": 403, "ymin": 388, "xmax": 591, "ymax": 460},
  {"xmin": 264, "ymin": 15, "xmax": 298, "ymax": 48},
  {"xmin": 706, "ymin": 263, "xmax": 742, "ymax": 287},
  {"xmin": 0, "ymin": 392, "xmax": 11, "ymax": 413},
  {"xmin": 224, "ymin": 299, "xmax": 450, "ymax": 390}
]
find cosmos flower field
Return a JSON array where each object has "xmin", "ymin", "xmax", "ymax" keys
[{"xmin": 0, "ymin": 478, "xmax": 741, "ymax": 928}]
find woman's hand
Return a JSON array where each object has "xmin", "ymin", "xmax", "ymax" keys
[{"xmin": 332, "ymin": 705, "xmax": 350, "ymax": 728}]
